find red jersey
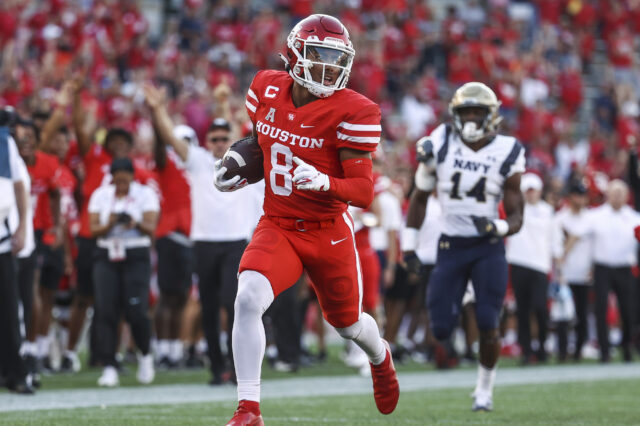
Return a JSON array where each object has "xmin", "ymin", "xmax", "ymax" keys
[
  {"xmin": 78, "ymin": 144, "xmax": 159, "ymax": 238},
  {"xmin": 245, "ymin": 70, "xmax": 380, "ymax": 221},
  {"xmin": 28, "ymin": 150, "xmax": 61, "ymax": 234},
  {"xmin": 154, "ymin": 149, "xmax": 192, "ymax": 238}
]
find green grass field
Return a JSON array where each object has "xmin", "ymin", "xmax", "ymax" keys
[
  {"xmin": 2, "ymin": 379, "xmax": 638, "ymax": 425},
  {"xmin": 1, "ymin": 345, "xmax": 638, "ymax": 425}
]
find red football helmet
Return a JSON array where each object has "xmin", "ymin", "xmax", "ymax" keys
[{"xmin": 282, "ymin": 14, "xmax": 355, "ymax": 98}]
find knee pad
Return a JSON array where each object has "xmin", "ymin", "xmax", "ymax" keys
[
  {"xmin": 235, "ymin": 271, "xmax": 274, "ymax": 315},
  {"xmin": 475, "ymin": 304, "xmax": 500, "ymax": 331},
  {"xmin": 335, "ymin": 318, "xmax": 363, "ymax": 340}
]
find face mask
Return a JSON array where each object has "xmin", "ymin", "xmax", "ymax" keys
[{"xmin": 461, "ymin": 121, "xmax": 483, "ymax": 143}]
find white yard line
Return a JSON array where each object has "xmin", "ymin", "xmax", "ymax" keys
[{"xmin": 0, "ymin": 364, "xmax": 639, "ymax": 412}]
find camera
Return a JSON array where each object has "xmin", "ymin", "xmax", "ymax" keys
[
  {"xmin": 0, "ymin": 107, "xmax": 17, "ymax": 127},
  {"xmin": 116, "ymin": 212, "xmax": 132, "ymax": 224}
]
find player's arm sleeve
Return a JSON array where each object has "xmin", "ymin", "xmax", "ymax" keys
[
  {"xmin": 336, "ymin": 104, "xmax": 381, "ymax": 153},
  {"xmin": 245, "ymin": 72, "xmax": 263, "ymax": 124},
  {"xmin": 327, "ymin": 154, "xmax": 374, "ymax": 208}
]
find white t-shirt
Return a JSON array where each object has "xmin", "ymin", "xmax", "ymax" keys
[
  {"xmin": 186, "ymin": 145, "xmax": 264, "ymax": 242},
  {"xmin": 7, "ymin": 157, "xmax": 35, "ymax": 258},
  {"xmin": 506, "ymin": 200, "xmax": 559, "ymax": 274},
  {"xmin": 583, "ymin": 204, "xmax": 640, "ymax": 267},
  {"xmin": 0, "ymin": 134, "xmax": 25, "ymax": 254},
  {"xmin": 369, "ymin": 190, "xmax": 402, "ymax": 251},
  {"xmin": 416, "ymin": 194, "xmax": 442, "ymax": 265},
  {"xmin": 88, "ymin": 181, "xmax": 159, "ymax": 247},
  {"xmin": 553, "ymin": 207, "xmax": 593, "ymax": 284}
]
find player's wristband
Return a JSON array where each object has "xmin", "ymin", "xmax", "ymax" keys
[
  {"xmin": 401, "ymin": 227, "xmax": 419, "ymax": 252},
  {"xmin": 493, "ymin": 219, "xmax": 509, "ymax": 237}
]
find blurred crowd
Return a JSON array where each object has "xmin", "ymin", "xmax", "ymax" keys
[{"xmin": 2, "ymin": 0, "xmax": 640, "ymax": 393}]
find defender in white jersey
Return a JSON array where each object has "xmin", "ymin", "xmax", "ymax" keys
[{"xmin": 402, "ymin": 82, "xmax": 525, "ymax": 412}]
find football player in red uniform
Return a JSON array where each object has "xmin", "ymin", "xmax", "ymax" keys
[{"xmin": 215, "ymin": 14, "xmax": 399, "ymax": 425}]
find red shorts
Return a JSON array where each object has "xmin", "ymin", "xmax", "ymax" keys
[
  {"xmin": 239, "ymin": 213, "xmax": 363, "ymax": 328},
  {"xmin": 358, "ymin": 246, "xmax": 380, "ymax": 312}
]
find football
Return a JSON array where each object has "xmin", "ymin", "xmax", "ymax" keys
[{"xmin": 221, "ymin": 135, "xmax": 264, "ymax": 184}]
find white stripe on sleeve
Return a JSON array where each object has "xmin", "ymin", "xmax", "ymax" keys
[
  {"xmin": 336, "ymin": 132, "xmax": 379, "ymax": 144},
  {"xmin": 338, "ymin": 122, "xmax": 382, "ymax": 132},
  {"xmin": 245, "ymin": 100, "xmax": 257, "ymax": 113},
  {"xmin": 247, "ymin": 89, "xmax": 259, "ymax": 103}
]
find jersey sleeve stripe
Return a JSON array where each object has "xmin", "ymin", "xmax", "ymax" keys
[
  {"xmin": 245, "ymin": 100, "xmax": 257, "ymax": 113},
  {"xmin": 336, "ymin": 132, "xmax": 380, "ymax": 143},
  {"xmin": 338, "ymin": 122, "xmax": 382, "ymax": 132},
  {"xmin": 499, "ymin": 140, "xmax": 524, "ymax": 176},
  {"xmin": 247, "ymin": 89, "xmax": 259, "ymax": 103}
]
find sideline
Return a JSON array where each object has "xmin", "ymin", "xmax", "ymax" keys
[{"xmin": 0, "ymin": 363, "xmax": 639, "ymax": 412}]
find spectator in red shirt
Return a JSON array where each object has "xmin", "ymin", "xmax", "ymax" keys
[
  {"xmin": 14, "ymin": 117, "xmax": 62, "ymax": 376},
  {"xmin": 151, "ymin": 122, "xmax": 194, "ymax": 369},
  {"xmin": 558, "ymin": 62, "xmax": 583, "ymax": 115}
]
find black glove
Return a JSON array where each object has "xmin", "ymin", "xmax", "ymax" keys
[
  {"xmin": 416, "ymin": 137, "xmax": 434, "ymax": 163},
  {"xmin": 403, "ymin": 251, "xmax": 422, "ymax": 275},
  {"xmin": 471, "ymin": 216, "xmax": 498, "ymax": 236}
]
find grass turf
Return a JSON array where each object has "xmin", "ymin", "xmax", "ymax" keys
[{"xmin": 1, "ymin": 379, "xmax": 638, "ymax": 425}]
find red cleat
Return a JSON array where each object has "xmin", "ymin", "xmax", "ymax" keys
[
  {"xmin": 226, "ymin": 400, "xmax": 264, "ymax": 426},
  {"xmin": 370, "ymin": 339, "xmax": 400, "ymax": 414}
]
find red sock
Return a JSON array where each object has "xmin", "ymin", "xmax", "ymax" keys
[{"xmin": 239, "ymin": 400, "xmax": 261, "ymax": 416}]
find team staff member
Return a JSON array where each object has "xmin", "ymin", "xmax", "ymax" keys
[
  {"xmin": 506, "ymin": 173, "xmax": 559, "ymax": 365},
  {"xmin": 553, "ymin": 181, "xmax": 592, "ymax": 361},
  {"xmin": 583, "ymin": 180, "xmax": 640, "ymax": 362},
  {"xmin": 10, "ymin": 152, "xmax": 37, "ymax": 375},
  {"xmin": 0, "ymin": 125, "xmax": 31, "ymax": 393},
  {"xmin": 89, "ymin": 157, "xmax": 159, "ymax": 387},
  {"xmin": 144, "ymin": 86, "xmax": 263, "ymax": 385}
]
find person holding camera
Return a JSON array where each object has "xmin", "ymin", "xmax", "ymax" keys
[{"xmin": 88, "ymin": 158, "xmax": 159, "ymax": 387}]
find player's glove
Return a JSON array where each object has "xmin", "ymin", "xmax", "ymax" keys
[
  {"xmin": 213, "ymin": 159, "xmax": 248, "ymax": 192},
  {"xmin": 471, "ymin": 216, "xmax": 509, "ymax": 237},
  {"xmin": 415, "ymin": 136, "xmax": 435, "ymax": 163},
  {"xmin": 403, "ymin": 251, "xmax": 422, "ymax": 275},
  {"xmin": 292, "ymin": 157, "xmax": 330, "ymax": 191}
]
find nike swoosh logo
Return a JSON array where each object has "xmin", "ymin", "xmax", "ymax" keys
[
  {"xmin": 331, "ymin": 237, "xmax": 348, "ymax": 245},
  {"xmin": 300, "ymin": 124, "xmax": 314, "ymax": 128}
]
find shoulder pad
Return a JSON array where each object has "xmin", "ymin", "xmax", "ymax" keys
[{"xmin": 416, "ymin": 137, "xmax": 434, "ymax": 163}]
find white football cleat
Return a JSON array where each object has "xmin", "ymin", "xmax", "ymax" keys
[
  {"xmin": 97, "ymin": 366, "xmax": 119, "ymax": 387},
  {"xmin": 137, "ymin": 353, "xmax": 155, "ymax": 384},
  {"xmin": 472, "ymin": 391, "xmax": 493, "ymax": 412}
]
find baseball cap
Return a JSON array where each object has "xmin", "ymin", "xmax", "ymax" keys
[
  {"xmin": 568, "ymin": 180, "xmax": 588, "ymax": 195},
  {"xmin": 520, "ymin": 172, "xmax": 543, "ymax": 192},
  {"xmin": 208, "ymin": 118, "xmax": 231, "ymax": 132},
  {"xmin": 110, "ymin": 157, "xmax": 134, "ymax": 174},
  {"xmin": 173, "ymin": 124, "xmax": 198, "ymax": 145}
]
